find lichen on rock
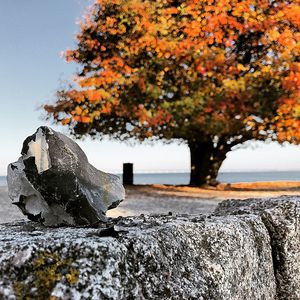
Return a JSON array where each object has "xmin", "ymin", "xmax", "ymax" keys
[
  {"xmin": 0, "ymin": 213, "xmax": 276, "ymax": 300},
  {"xmin": 13, "ymin": 250, "xmax": 79, "ymax": 300},
  {"xmin": 1, "ymin": 196, "xmax": 300, "ymax": 299}
]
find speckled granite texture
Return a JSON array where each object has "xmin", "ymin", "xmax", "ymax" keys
[
  {"xmin": 0, "ymin": 196, "xmax": 300, "ymax": 299},
  {"xmin": 215, "ymin": 196, "xmax": 300, "ymax": 300}
]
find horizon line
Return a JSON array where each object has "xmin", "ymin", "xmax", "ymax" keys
[{"xmin": 2, "ymin": 169, "xmax": 300, "ymax": 177}]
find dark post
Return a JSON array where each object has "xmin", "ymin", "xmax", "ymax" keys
[{"xmin": 123, "ymin": 163, "xmax": 133, "ymax": 185}]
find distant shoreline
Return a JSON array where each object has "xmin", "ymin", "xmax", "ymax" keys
[
  {"xmin": 2, "ymin": 170, "xmax": 300, "ymax": 176},
  {"xmin": 3, "ymin": 170, "xmax": 300, "ymax": 186},
  {"xmin": 2, "ymin": 180, "xmax": 300, "ymax": 192},
  {"xmin": 2, "ymin": 183, "xmax": 300, "ymax": 224}
]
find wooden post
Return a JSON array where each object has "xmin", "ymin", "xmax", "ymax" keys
[{"xmin": 123, "ymin": 163, "xmax": 133, "ymax": 185}]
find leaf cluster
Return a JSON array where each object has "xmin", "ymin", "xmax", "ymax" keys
[{"xmin": 45, "ymin": 0, "xmax": 300, "ymax": 145}]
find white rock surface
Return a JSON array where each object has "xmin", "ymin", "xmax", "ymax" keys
[{"xmin": 25, "ymin": 127, "xmax": 52, "ymax": 173}]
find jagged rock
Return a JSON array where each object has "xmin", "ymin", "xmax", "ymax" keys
[
  {"xmin": 7, "ymin": 126, "xmax": 125, "ymax": 226},
  {"xmin": 0, "ymin": 214, "xmax": 275, "ymax": 300},
  {"xmin": 215, "ymin": 196, "xmax": 300, "ymax": 300}
]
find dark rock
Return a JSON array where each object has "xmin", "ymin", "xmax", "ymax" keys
[
  {"xmin": 215, "ymin": 196, "xmax": 300, "ymax": 300},
  {"xmin": 7, "ymin": 126, "xmax": 125, "ymax": 226},
  {"xmin": 0, "ymin": 214, "xmax": 275, "ymax": 300}
]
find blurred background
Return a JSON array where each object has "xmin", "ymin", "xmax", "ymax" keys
[
  {"xmin": 1, "ymin": 0, "xmax": 300, "ymax": 224},
  {"xmin": 1, "ymin": 0, "xmax": 300, "ymax": 186}
]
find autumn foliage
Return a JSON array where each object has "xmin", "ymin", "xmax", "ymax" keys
[{"xmin": 45, "ymin": 0, "xmax": 300, "ymax": 185}]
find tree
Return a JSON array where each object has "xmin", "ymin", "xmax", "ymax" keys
[{"xmin": 44, "ymin": 0, "xmax": 300, "ymax": 186}]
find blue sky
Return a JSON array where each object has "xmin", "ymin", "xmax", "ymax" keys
[{"xmin": 0, "ymin": 0, "xmax": 300, "ymax": 176}]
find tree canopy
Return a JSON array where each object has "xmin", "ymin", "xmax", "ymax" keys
[{"xmin": 45, "ymin": 0, "xmax": 300, "ymax": 185}]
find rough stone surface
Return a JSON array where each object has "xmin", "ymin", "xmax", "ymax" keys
[
  {"xmin": 215, "ymin": 196, "xmax": 300, "ymax": 300},
  {"xmin": 0, "ymin": 214, "xmax": 275, "ymax": 300},
  {"xmin": 7, "ymin": 126, "xmax": 125, "ymax": 226}
]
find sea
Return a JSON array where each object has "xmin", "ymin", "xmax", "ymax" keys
[{"xmin": 2, "ymin": 171, "xmax": 300, "ymax": 186}]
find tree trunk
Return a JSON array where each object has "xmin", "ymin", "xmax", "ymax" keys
[{"xmin": 188, "ymin": 139, "xmax": 228, "ymax": 187}]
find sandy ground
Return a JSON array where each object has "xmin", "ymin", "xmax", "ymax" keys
[{"xmin": 1, "ymin": 182, "xmax": 300, "ymax": 223}]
